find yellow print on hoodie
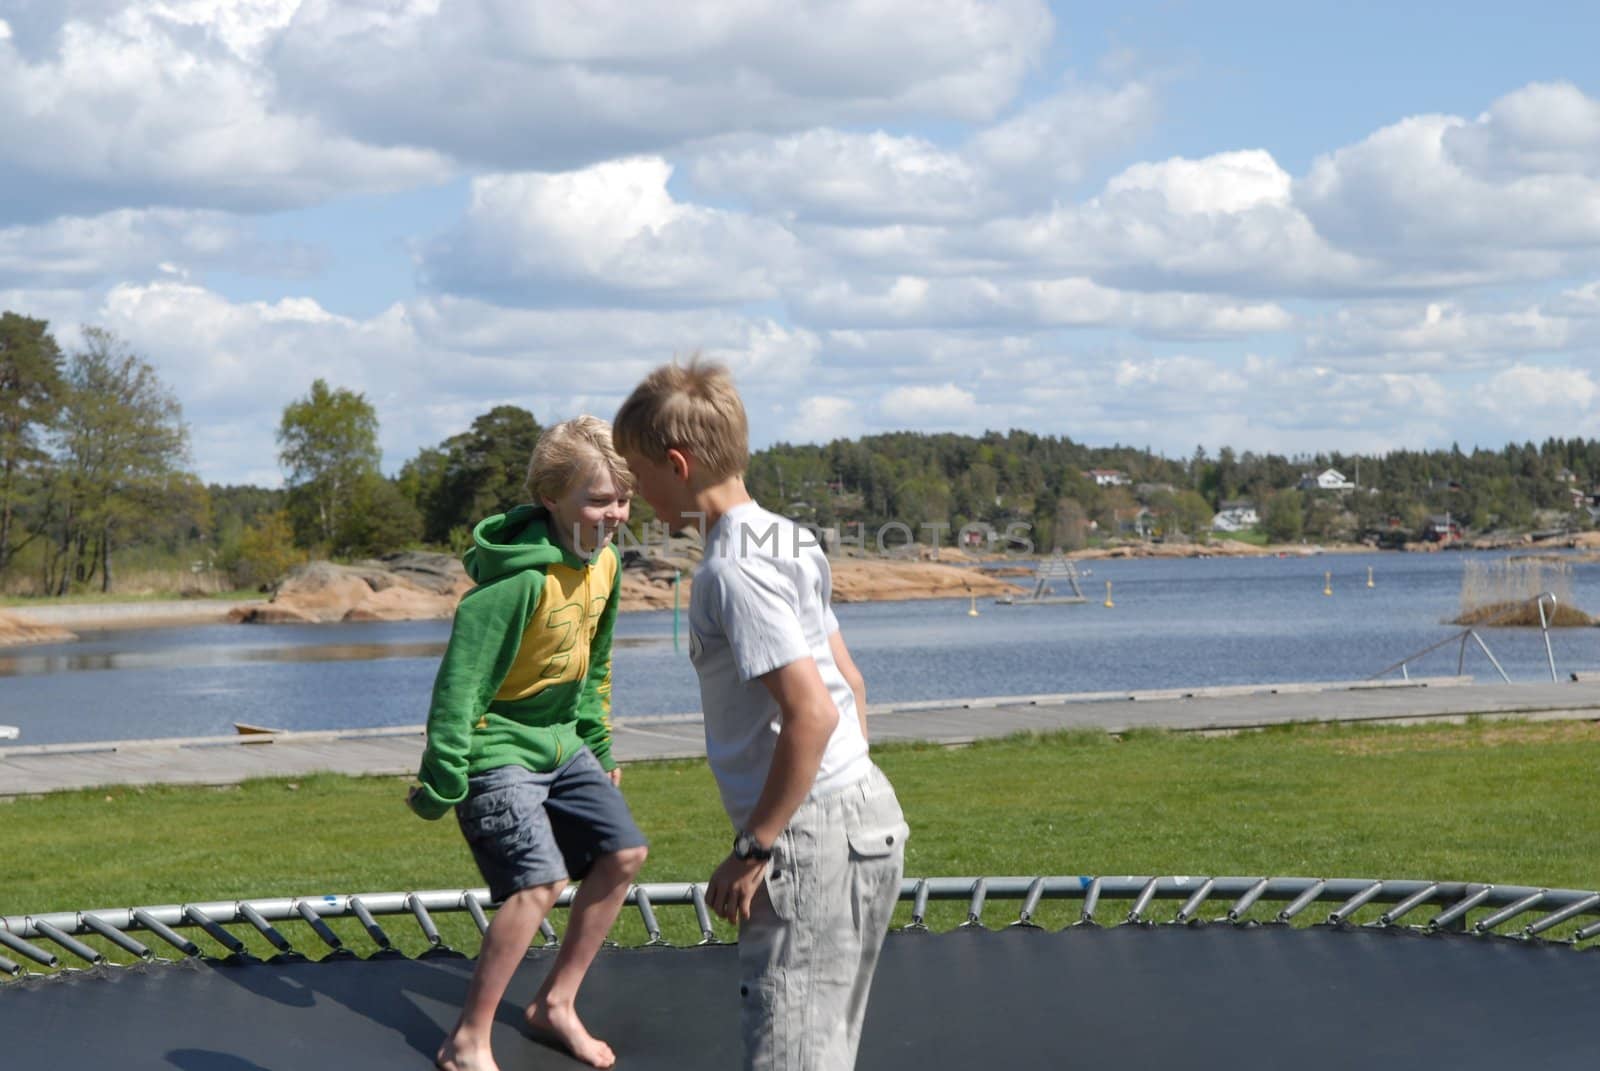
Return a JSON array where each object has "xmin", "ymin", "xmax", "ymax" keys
[{"xmin": 493, "ymin": 554, "xmax": 617, "ymax": 702}]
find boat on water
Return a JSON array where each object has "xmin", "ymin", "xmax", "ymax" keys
[
  {"xmin": 0, "ymin": 725, "xmax": 18, "ymax": 741},
  {"xmin": 233, "ymin": 722, "xmax": 281, "ymax": 736}
]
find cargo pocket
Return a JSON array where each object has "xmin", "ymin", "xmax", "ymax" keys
[
  {"xmin": 455, "ymin": 787, "xmax": 522, "ymax": 843},
  {"xmin": 846, "ymin": 820, "xmax": 909, "ymax": 860},
  {"xmin": 761, "ymin": 831, "xmax": 799, "ymax": 922}
]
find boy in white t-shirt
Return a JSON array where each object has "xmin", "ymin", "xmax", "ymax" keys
[{"xmin": 614, "ymin": 358, "xmax": 909, "ymax": 1071}]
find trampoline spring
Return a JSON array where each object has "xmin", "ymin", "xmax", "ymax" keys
[
  {"xmin": 350, "ymin": 897, "xmax": 394, "ymax": 951},
  {"xmin": 0, "ymin": 953, "xmax": 19, "ymax": 977},
  {"xmin": 294, "ymin": 901, "xmax": 346, "ymax": 952},
  {"xmin": 0, "ymin": 927, "xmax": 58, "ymax": 968},
  {"xmin": 961, "ymin": 878, "xmax": 989, "ymax": 928},
  {"xmin": 1378, "ymin": 883, "xmax": 1440, "ymax": 927},
  {"xmin": 80, "ymin": 914, "xmax": 151, "ymax": 960},
  {"xmin": 540, "ymin": 918, "xmax": 560, "ymax": 948},
  {"xmin": 1227, "ymin": 878, "xmax": 1269, "ymax": 923},
  {"xmin": 1524, "ymin": 894, "xmax": 1600, "ymax": 939},
  {"xmin": 1079, "ymin": 877, "xmax": 1102, "ymax": 924},
  {"xmin": 1327, "ymin": 881, "xmax": 1384, "ymax": 926},
  {"xmin": 1278, "ymin": 880, "xmax": 1328, "ymax": 923},
  {"xmin": 1013, "ymin": 878, "xmax": 1046, "ymax": 927},
  {"xmin": 1475, "ymin": 891, "xmax": 1546, "ymax": 935},
  {"xmin": 1174, "ymin": 878, "xmax": 1216, "ymax": 924},
  {"xmin": 133, "ymin": 909, "xmax": 200, "ymax": 957},
  {"xmin": 635, "ymin": 888, "xmax": 666, "ymax": 945},
  {"xmin": 1429, "ymin": 886, "xmax": 1495, "ymax": 932},
  {"xmin": 237, "ymin": 904, "xmax": 295, "ymax": 955},
  {"xmin": 1576, "ymin": 918, "xmax": 1600, "ymax": 944},
  {"xmin": 1126, "ymin": 877, "xmax": 1160, "ymax": 924},
  {"xmin": 405, "ymin": 895, "xmax": 443, "ymax": 949},
  {"xmin": 31, "ymin": 919, "xmax": 104, "ymax": 966},
  {"xmin": 183, "ymin": 906, "xmax": 247, "ymax": 957},
  {"xmin": 464, "ymin": 894, "xmax": 491, "ymax": 936},
  {"xmin": 905, "ymin": 879, "xmax": 931, "ymax": 931},
  {"xmin": 689, "ymin": 885, "xmax": 719, "ymax": 944}
]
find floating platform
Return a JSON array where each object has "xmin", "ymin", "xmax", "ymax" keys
[{"xmin": 994, "ymin": 555, "xmax": 1087, "ymax": 605}]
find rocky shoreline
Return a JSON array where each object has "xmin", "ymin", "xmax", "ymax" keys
[
  {"xmin": 0, "ymin": 549, "xmax": 1027, "ymax": 641},
  {"xmin": 230, "ymin": 549, "xmax": 1026, "ymax": 622},
  {"xmin": 7, "ymin": 531, "xmax": 1597, "ymax": 646}
]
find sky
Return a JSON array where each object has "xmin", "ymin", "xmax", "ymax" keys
[{"xmin": 4, "ymin": 1, "xmax": 1600, "ymax": 487}]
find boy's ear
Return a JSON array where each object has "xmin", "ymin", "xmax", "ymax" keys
[{"xmin": 665, "ymin": 447, "xmax": 692, "ymax": 482}]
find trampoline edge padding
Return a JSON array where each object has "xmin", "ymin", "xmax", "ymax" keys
[{"xmin": 3, "ymin": 924, "xmax": 1599, "ymax": 1070}]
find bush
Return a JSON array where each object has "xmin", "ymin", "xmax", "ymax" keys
[{"xmin": 223, "ymin": 511, "xmax": 301, "ymax": 590}]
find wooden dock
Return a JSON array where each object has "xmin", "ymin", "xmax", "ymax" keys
[{"xmin": 3, "ymin": 676, "xmax": 1599, "ymax": 798}]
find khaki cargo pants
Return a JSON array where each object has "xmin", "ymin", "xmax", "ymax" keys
[{"xmin": 738, "ymin": 765, "xmax": 909, "ymax": 1071}]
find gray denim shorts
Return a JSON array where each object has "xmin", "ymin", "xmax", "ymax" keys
[{"xmin": 454, "ymin": 748, "xmax": 647, "ymax": 903}]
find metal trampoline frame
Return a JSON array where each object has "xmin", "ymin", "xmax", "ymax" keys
[{"xmin": 5, "ymin": 873, "xmax": 1600, "ymax": 976}]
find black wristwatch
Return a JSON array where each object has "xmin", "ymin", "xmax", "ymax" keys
[{"xmin": 732, "ymin": 830, "xmax": 773, "ymax": 861}]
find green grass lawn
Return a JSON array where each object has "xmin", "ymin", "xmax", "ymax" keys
[{"xmin": 5, "ymin": 719, "xmax": 1598, "ymax": 963}]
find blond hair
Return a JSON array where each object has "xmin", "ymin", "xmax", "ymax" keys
[
  {"xmin": 525, "ymin": 415, "xmax": 635, "ymax": 502},
  {"xmin": 612, "ymin": 356, "xmax": 749, "ymax": 481}
]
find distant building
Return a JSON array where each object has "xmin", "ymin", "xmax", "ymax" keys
[
  {"xmin": 1087, "ymin": 468, "xmax": 1131, "ymax": 487},
  {"xmin": 1212, "ymin": 503, "xmax": 1260, "ymax": 533},
  {"xmin": 960, "ymin": 524, "xmax": 994, "ymax": 548},
  {"xmin": 1298, "ymin": 468, "xmax": 1355, "ymax": 492},
  {"xmin": 1114, "ymin": 506, "xmax": 1154, "ymax": 539},
  {"xmin": 1425, "ymin": 514, "xmax": 1463, "ymax": 542}
]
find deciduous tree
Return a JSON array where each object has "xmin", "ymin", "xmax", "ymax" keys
[
  {"xmin": 0, "ymin": 312, "xmax": 65, "ymax": 577},
  {"xmin": 277, "ymin": 379, "xmax": 381, "ymax": 550},
  {"xmin": 51, "ymin": 328, "xmax": 191, "ymax": 592}
]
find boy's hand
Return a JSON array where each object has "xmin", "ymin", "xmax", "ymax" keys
[
  {"xmin": 608, "ymin": 767, "xmax": 623, "ymax": 787},
  {"xmin": 706, "ymin": 854, "xmax": 767, "ymax": 924}
]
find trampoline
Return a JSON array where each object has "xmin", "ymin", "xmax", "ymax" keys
[{"xmin": 4, "ymin": 875, "xmax": 1598, "ymax": 1070}]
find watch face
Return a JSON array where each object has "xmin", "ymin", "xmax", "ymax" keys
[{"xmin": 734, "ymin": 832, "xmax": 767, "ymax": 860}]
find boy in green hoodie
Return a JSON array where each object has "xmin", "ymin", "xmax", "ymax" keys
[{"xmin": 408, "ymin": 416, "xmax": 649, "ymax": 1071}]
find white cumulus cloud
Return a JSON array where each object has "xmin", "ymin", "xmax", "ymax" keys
[
  {"xmin": 0, "ymin": 209, "xmax": 319, "ymax": 287},
  {"xmin": 879, "ymin": 382, "xmax": 981, "ymax": 425},
  {"xmin": 271, "ymin": 0, "xmax": 1053, "ymax": 171},
  {"xmin": 0, "ymin": 4, "xmax": 452, "ymax": 222},
  {"xmin": 420, "ymin": 158, "xmax": 805, "ymax": 306}
]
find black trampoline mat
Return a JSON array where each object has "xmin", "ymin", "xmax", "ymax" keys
[{"xmin": 3, "ymin": 925, "xmax": 1598, "ymax": 1070}]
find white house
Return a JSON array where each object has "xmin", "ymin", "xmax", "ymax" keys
[
  {"xmin": 1087, "ymin": 468, "xmax": 1130, "ymax": 487},
  {"xmin": 1212, "ymin": 504, "xmax": 1260, "ymax": 532},
  {"xmin": 1297, "ymin": 468, "xmax": 1355, "ymax": 492}
]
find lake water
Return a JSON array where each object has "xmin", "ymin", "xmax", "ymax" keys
[{"xmin": 5, "ymin": 551, "xmax": 1600, "ymax": 745}]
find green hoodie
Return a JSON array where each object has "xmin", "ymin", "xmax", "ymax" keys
[{"xmin": 409, "ymin": 504, "xmax": 622, "ymax": 821}]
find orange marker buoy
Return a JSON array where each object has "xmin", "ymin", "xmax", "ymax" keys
[
  {"xmin": 1104, "ymin": 581, "xmax": 1115, "ymax": 608},
  {"xmin": 1323, "ymin": 571, "xmax": 1333, "ymax": 596}
]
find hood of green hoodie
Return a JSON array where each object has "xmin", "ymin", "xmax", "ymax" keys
[{"xmin": 464, "ymin": 505, "xmax": 591, "ymax": 583}]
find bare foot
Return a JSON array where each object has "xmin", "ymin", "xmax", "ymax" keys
[
  {"xmin": 526, "ymin": 1000, "xmax": 616, "ymax": 1068},
  {"xmin": 435, "ymin": 1030, "xmax": 499, "ymax": 1071}
]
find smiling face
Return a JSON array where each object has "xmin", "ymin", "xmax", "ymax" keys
[{"xmin": 543, "ymin": 462, "xmax": 631, "ymax": 557}]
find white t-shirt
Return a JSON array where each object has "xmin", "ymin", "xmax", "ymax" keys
[{"xmin": 688, "ymin": 501, "xmax": 872, "ymax": 828}]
